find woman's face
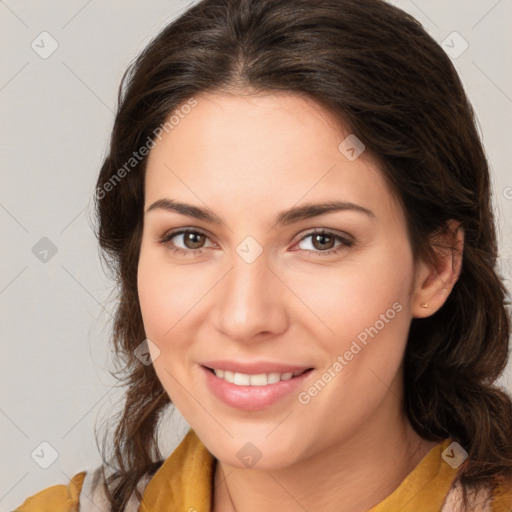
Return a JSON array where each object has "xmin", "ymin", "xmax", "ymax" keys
[{"xmin": 138, "ymin": 91, "xmax": 426, "ymax": 469}]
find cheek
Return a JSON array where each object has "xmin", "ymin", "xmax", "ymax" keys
[
  {"xmin": 313, "ymin": 245, "xmax": 414, "ymax": 394},
  {"xmin": 291, "ymin": 251, "xmax": 414, "ymax": 435},
  {"xmin": 137, "ymin": 256, "xmax": 170, "ymax": 339},
  {"xmin": 137, "ymin": 249, "xmax": 196, "ymax": 405},
  {"xmin": 137, "ymin": 246, "xmax": 201, "ymax": 342},
  {"xmin": 294, "ymin": 244, "xmax": 414, "ymax": 347}
]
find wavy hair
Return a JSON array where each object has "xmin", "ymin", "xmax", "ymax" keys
[{"xmin": 93, "ymin": 0, "xmax": 512, "ymax": 510}]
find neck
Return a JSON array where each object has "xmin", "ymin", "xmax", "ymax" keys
[{"xmin": 212, "ymin": 386, "xmax": 438, "ymax": 512}]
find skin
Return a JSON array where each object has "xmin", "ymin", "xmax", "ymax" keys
[{"xmin": 137, "ymin": 90, "xmax": 463, "ymax": 512}]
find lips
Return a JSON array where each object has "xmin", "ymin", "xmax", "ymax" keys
[{"xmin": 200, "ymin": 360, "xmax": 315, "ymax": 410}]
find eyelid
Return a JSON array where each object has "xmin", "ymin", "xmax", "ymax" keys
[{"xmin": 292, "ymin": 227, "xmax": 354, "ymax": 245}]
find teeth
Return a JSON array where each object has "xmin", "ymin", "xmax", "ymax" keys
[
  {"xmin": 267, "ymin": 372, "xmax": 281, "ymax": 384},
  {"xmin": 212, "ymin": 369, "xmax": 307, "ymax": 386},
  {"xmin": 233, "ymin": 373, "xmax": 250, "ymax": 385},
  {"xmin": 250, "ymin": 373, "xmax": 268, "ymax": 386}
]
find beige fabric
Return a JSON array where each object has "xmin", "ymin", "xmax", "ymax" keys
[
  {"xmin": 440, "ymin": 479, "xmax": 493, "ymax": 512},
  {"xmin": 78, "ymin": 466, "xmax": 153, "ymax": 512}
]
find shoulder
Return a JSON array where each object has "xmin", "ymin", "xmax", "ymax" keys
[
  {"xmin": 13, "ymin": 463, "xmax": 161, "ymax": 512},
  {"xmin": 13, "ymin": 471, "xmax": 86, "ymax": 512}
]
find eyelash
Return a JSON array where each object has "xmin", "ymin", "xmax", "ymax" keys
[{"xmin": 158, "ymin": 228, "xmax": 354, "ymax": 258}]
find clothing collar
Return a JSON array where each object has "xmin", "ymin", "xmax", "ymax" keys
[
  {"xmin": 140, "ymin": 429, "xmax": 214, "ymax": 512},
  {"xmin": 139, "ymin": 429, "xmax": 458, "ymax": 512}
]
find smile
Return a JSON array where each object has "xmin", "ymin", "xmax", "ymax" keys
[{"xmin": 201, "ymin": 364, "xmax": 315, "ymax": 410}]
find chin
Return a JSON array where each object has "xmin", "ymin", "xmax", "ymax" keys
[{"xmin": 200, "ymin": 429, "xmax": 306, "ymax": 470}]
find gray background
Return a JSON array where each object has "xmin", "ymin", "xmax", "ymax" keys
[{"xmin": 1, "ymin": 1, "xmax": 511, "ymax": 510}]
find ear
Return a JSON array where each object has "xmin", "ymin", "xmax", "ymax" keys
[{"xmin": 412, "ymin": 220, "xmax": 464, "ymax": 318}]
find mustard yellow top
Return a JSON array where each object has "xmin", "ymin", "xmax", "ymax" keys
[{"xmin": 14, "ymin": 429, "xmax": 512, "ymax": 512}]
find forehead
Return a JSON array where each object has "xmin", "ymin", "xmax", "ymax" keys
[{"xmin": 144, "ymin": 91, "xmax": 402, "ymax": 225}]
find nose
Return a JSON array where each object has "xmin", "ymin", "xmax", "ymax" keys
[{"xmin": 212, "ymin": 247, "xmax": 289, "ymax": 344}]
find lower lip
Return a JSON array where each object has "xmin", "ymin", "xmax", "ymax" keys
[{"xmin": 201, "ymin": 365, "xmax": 313, "ymax": 411}]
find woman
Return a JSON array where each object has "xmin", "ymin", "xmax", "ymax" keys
[{"xmin": 14, "ymin": 0, "xmax": 512, "ymax": 511}]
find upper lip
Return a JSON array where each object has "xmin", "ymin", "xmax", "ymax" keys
[{"xmin": 201, "ymin": 360, "xmax": 313, "ymax": 375}]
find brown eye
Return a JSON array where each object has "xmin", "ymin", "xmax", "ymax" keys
[
  {"xmin": 311, "ymin": 233, "xmax": 336, "ymax": 251},
  {"xmin": 181, "ymin": 231, "xmax": 207, "ymax": 249},
  {"xmin": 296, "ymin": 229, "xmax": 354, "ymax": 257},
  {"xmin": 159, "ymin": 229, "xmax": 214, "ymax": 257}
]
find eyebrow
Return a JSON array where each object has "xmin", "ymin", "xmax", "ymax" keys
[{"xmin": 145, "ymin": 198, "xmax": 375, "ymax": 226}]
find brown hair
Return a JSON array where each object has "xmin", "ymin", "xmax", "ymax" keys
[{"xmin": 94, "ymin": 0, "xmax": 512, "ymax": 510}]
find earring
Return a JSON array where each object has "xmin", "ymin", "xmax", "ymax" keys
[{"xmin": 420, "ymin": 303, "xmax": 429, "ymax": 308}]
